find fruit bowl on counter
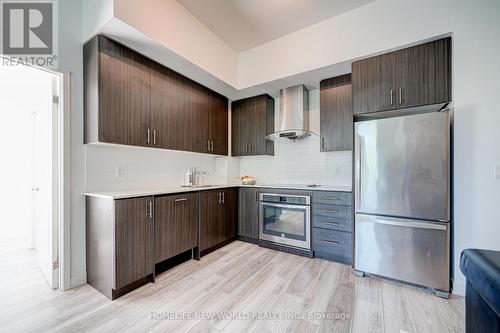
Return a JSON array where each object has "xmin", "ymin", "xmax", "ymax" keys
[{"xmin": 239, "ymin": 176, "xmax": 256, "ymax": 185}]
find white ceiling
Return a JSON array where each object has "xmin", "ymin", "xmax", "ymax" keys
[{"xmin": 177, "ymin": 0, "xmax": 374, "ymax": 52}]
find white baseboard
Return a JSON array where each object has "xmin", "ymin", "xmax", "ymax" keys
[{"xmin": 70, "ymin": 272, "xmax": 87, "ymax": 289}]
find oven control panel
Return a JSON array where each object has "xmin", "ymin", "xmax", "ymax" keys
[{"xmin": 260, "ymin": 194, "xmax": 310, "ymax": 205}]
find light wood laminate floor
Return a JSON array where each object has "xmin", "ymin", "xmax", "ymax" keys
[{"xmin": 0, "ymin": 241, "xmax": 464, "ymax": 333}]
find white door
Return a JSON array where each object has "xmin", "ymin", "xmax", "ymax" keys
[{"xmin": 32, "ymin": 73, "xmax": 60, "ymax": 289}]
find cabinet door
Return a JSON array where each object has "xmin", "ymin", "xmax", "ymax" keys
[
  {"xmin": 99, "ymin": 37, "xmax": 151, "ymax": 146},
  {"xmin": 211, "ymin": 92, "xmax": 229, "ymax": 155},
  {"xmin": 193, "ymin": 86, "xmax": 211, "ymax": 154},
  {"xmin": 396, "ymin": 37, "xmax": 451, "ymax": 109},
  {"xmin": 253, "ymin": 95, "xmax": 268, "ymax": 155},
  {"xmin": 352, "ymin": 52, "xmax": 396, "ymax": 114},
  {"xmin": 114, "ymin": 196, "xmax": 154, "ymax": 289},
  {"xmin": 224, "ymin": 188, "xmax": 238, "ymax": 240},
  {"xmin": 320, "ymin": 74, "xmax": 353, "ymax": 151},
  {"xmin": 200, "ymin": 190, "xmax": 217, "ymax": 251},
  {"xmin": 98, "ymin": 37, "xmax": 129, "ymax": 145},
  {"xmin": 238, "ymin": 188, "xmax": 259, "ymax": 239},
  {"xmin": 231, "ymin": 100, "xmax": 245, "ymax": 156},
  {"xmin": 150, "ymin": 63, "xmax": 176, "ymax": 149},
  {"xmin": 175, "ymin": 75, "xmax": 196, "ymax": 152},
  {"xmin": 154, "ymin": 193, "xmax": 199, "ymax": 263}
]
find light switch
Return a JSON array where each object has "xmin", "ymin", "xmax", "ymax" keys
[{"xmin": 496, "ymin": 165, "xmax": 500, "ymax": 179}]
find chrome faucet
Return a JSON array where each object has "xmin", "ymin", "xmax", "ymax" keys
[{"xmin": 191, "ymin": 167, "xmax": 209, "ymax": 186}]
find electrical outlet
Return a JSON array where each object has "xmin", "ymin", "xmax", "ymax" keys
[
  {"xmin": 495, "ymin": 165, "xmax": 500, "ymax": 179},
  {"xmin": 115, "ymin": 167, "xmax": 125, "ymax": 178}
]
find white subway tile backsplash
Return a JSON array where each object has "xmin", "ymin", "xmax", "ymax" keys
[{"xmin": 85, "ymin": 144, "xmax": 223, "ymax": 192}]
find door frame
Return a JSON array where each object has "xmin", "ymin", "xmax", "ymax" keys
[{"xmin": 28, "ymin": 64, "xmax": 71, "ymax": 291}]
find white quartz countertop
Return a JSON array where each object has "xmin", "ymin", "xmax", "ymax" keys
[{"xmin": 85, "ymin": 184, "xmax": 352, "ymax": 200}]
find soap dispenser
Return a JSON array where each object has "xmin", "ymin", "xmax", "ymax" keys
[{"xmin": 183, "ymin": 168, "xmax": 193, "ymax": 187}]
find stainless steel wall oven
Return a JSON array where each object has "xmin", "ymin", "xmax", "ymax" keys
[{"xmin": 259, "ymin": 193, "xmax": 311, "ymax": 249}]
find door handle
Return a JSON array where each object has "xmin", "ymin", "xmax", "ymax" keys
[
  {"xmin": 207, "ymin": 140, "xmax": 210, "ymax": 151},
  {"xmin": 146, "ymin": 129, "xmax": 151, "ymax": 144},
  {"xmin": 147, "ymin": 201, "xmax": 153, "ymax": 219},
  {"xmin": 390, "ymin": 89, "xmax": 394, "ymax": 106},
  {"xmin": 399, "ymin": 88, "xmax": 403, "ymax": 104},
  {"xmin": 321, "ymin": 137, "xmax": 325, "ymax": 150},
  {"xmin": 31, "ymin": 187, "xmax": 40, "ymax": 192},
  {"xmin": 153, "ymin": 130, "xmax": 157, "ymax": 145},
  {"xmin": 218, "ymin": 192, "xmax": 222, "ymax": 204},
  {"xmin": 222, "ymin": 192, "xmax": 225, "ymax": 204},
  {"xmin": 211, "ymin": 140, "xmax": 214, "ymax": 152},
  {"xmin": 174, "ymin": 198, "xmax": 188, "ymax": 202}
]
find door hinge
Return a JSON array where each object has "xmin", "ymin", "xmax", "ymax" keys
[
  {"xmin": 52, "ymin": 260, "xmax": 59, "ymax": 270},
  {"xmin": 52, "ymin": 95, "xmax": 60, "ymax": 104}
]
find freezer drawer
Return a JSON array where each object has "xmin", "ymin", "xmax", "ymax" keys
[{"xmin": 354, "ymin": 214, "xmax": 449, "ymax": 292}]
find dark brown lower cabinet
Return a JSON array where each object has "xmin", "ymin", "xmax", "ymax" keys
[
  {"xmin": 238, "ymin": 187, "xmax": 259, "ymax": 241},
  {"xmin": 86, "ymin": 196, "xmax": 154, "ymax": 300},
  {"xmin": 154, "ymin": 193, "xmax": 199, "ymax": 264},
  {"xmin": 200, "ymin": 188, "xmax": 238, "ymax": 253}
]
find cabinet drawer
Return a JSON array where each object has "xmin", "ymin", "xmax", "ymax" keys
[
  {"xmin": 314, "ymin": 203, "xmax": 351, "ymax": 219},
  {"xmin": 313, "ymin": 214, "xmax": 352, "ymax": 232},
  {"xmin": 313, "ymin": 228, "xmax": 352, "ymax": 264},
  {"xmin": 313, "ymin": 191, "xmax": 352, "ymax": 206}
]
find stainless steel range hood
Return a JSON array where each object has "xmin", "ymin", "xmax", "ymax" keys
[{"xmin": 265, "ymin": 85, "xmax": 315, "ymax": 141}]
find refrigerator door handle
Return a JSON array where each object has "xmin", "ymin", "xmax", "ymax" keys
[
  {"xmin": 354, "ymin": 130, "xmax": 362, "ymax": 211},
  {"xmin": 362, "ymin": 215, "xmax": 447, "ymax": 231}
]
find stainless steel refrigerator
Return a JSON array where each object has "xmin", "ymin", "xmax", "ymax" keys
[{"xmin": 354, "ymin": 111, "xmax": 450, "ymax": 296}]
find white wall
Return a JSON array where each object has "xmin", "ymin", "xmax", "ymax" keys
[
  {"xmin": 82, "ymin": 0, "xmax": 114, "ymax": 41},
  {"xmin": 239, "ymin": 89, "xmax": 352, "ymax": 186},
  {"xmin": 57, "ymin": 0, "xmax": 86, "ymax": 287}
]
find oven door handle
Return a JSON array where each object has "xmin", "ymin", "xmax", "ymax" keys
[{"xmin": 259, "ymin": 202, "xmax": 310, "ymax": 210}]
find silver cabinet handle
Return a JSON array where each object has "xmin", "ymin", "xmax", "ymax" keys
[
  {"xmin": 245, "ymin": 144, "xmax": 249, "ymax": 155},
  {"xmin": 399, "ymin": 88, "xmax": 403, "ymax": 104},
  {"xmin": 322, "ymin": 209, "xmax": 339, "ymax": 214},
  {"xmin": 323, "ymin": 240, "xmax": 340, "ymax": 245},
  {"xmin": 147, "ymin": 201, "xmax": 153, "ymax": 219},
  {"xmin": 390, "ymin": 89, "xmax": 394, "ymax": 106},
  {"xmin": 222, "ymin": 192, "xmax": 225, "ymax": 204},
  {"xmin": 146, "ymin": 129, "xmax": 151, "ymax": 144},
  {"xmin": 321, "ymin": 137, "xmax": 325, "ymax": 150},
  {"xmin": 210, "ymin": 140, "xmax": 214, "ymax": 152},
  {"xmin": 325, "ymin": 222, "xmax": 339, "ymax": 226},
  {"xmin": 174, "ymin": 197, "xmax": 188, "ymax": 202},
  {"xmin": 218, "ymin": 192, "xmax": 222, "ymax": 204},
  {"xmin": 207, "ymin": 140, "xmax": 210, "ymax": 151},
  {"xmin": 153, "ymin": 130, "xmax": 157, "ymax": 145}
]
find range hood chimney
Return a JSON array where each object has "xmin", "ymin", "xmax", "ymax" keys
[{"xmin": 265, "ymin": 85, "xmax": 315, "ymax": 141}]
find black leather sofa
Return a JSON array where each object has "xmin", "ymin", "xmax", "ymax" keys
[{"xmin": 460, "ymin": 249, "xmax": 500, "ymax": 333}]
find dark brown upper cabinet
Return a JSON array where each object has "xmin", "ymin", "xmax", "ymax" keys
[
  {"xmin": 320, "ymin": 74, "xmax": 353, "ymax": 151},
  {"xmin": 84, "ymin": 35, "xmax": 152, "ymax": 147},
  {"xmin": 352, "ymin": 37, "xmax": 451, "ymax": 115},
  {"xmin": 231, "ymin": 94, "xmax": 274, "ymax": 156},
  {"xmin": 84, "ymin": 35, "xmax": 229, "ymax": 155}
]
